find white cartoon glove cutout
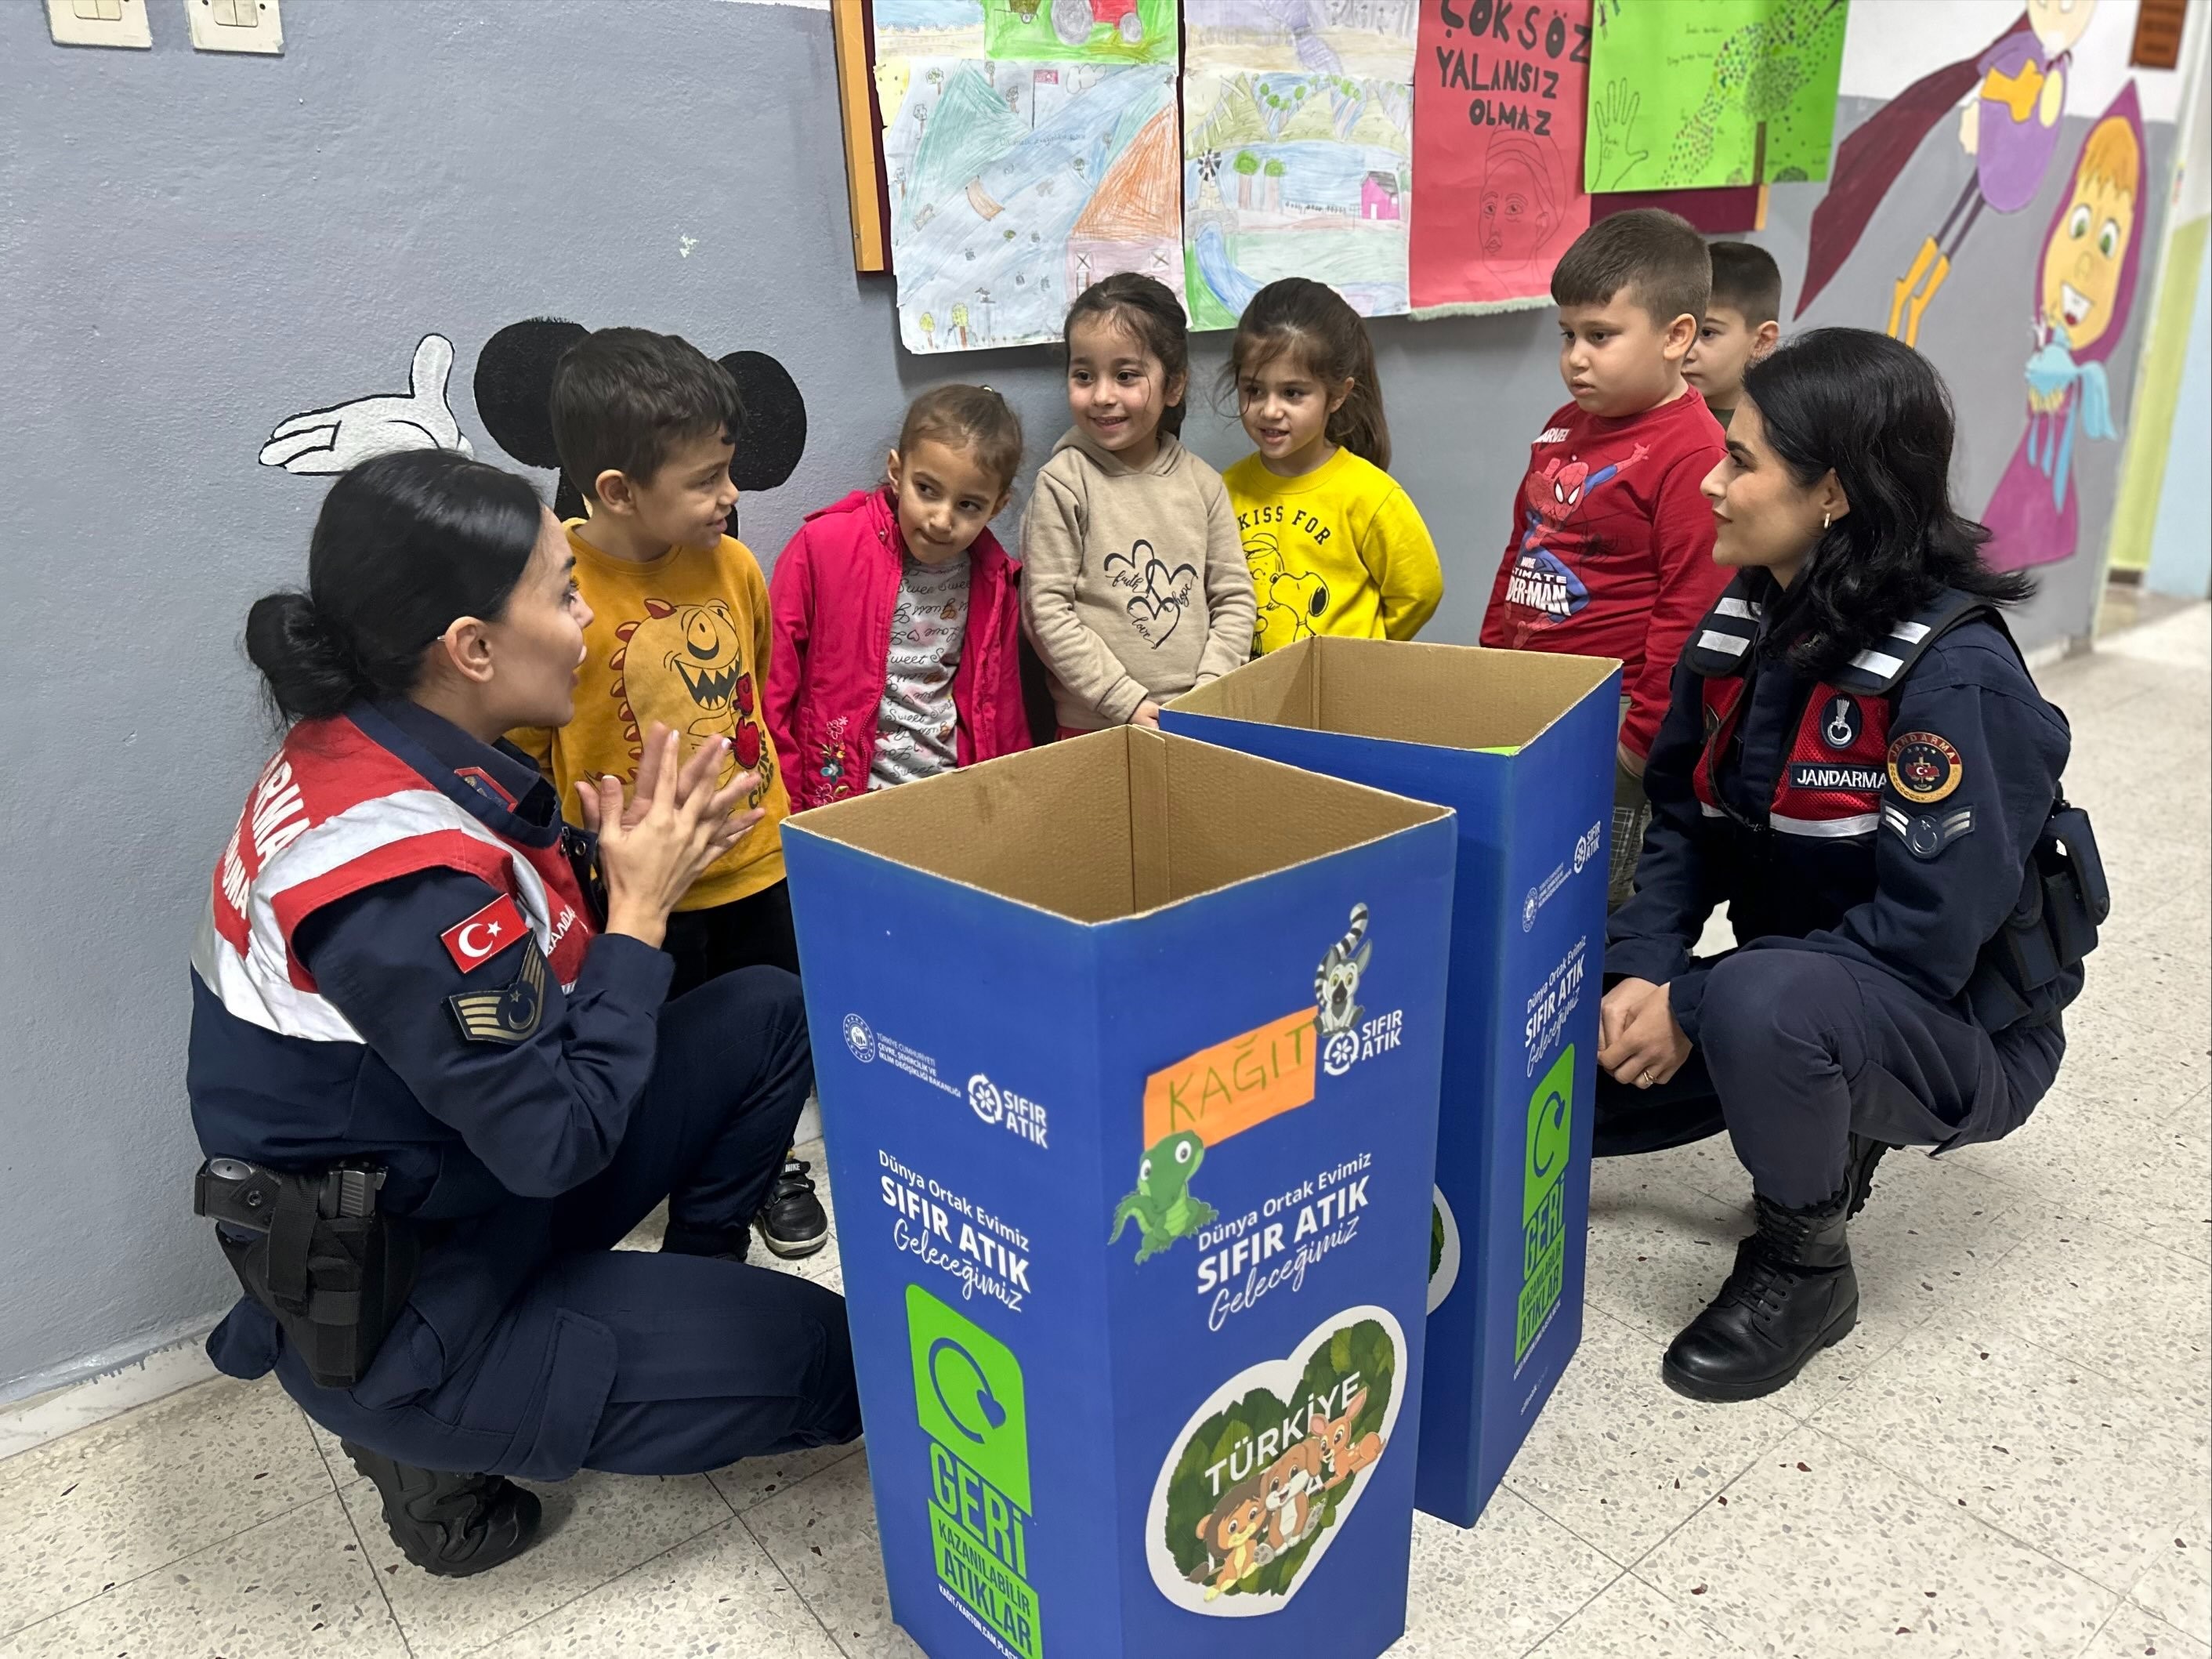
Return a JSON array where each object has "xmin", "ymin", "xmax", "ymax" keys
[{"xmin": 259, "ymin": 334, "xmax": 473, "ymax": 473}]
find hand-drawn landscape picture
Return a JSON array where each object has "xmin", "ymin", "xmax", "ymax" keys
[
  {"xmin": 1182, "ymin": 70, "xmax": 1415, "ymax": 328},
  {"xmin": 1180, "ymin": 0, "xmax": 1417, "ymax": 328},
  {"xmin": 874, "ymin": 0, "xmax": 1185, "ymax": 352}
]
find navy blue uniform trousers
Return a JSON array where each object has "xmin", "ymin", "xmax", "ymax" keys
[
  {"xmin": 1595, "ymin": 947, "xmax": 2065, "ymax": 1207},
  {"xmin": 278, "ymin": 968, "xmax": 861, "ymax": 1478}
]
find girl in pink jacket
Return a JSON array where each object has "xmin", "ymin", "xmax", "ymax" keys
[{"xmin": 768, "ymin": 386, "xmax": 1034, "ymax": 810}]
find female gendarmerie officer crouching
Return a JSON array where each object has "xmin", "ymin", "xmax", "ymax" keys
[
  {"xmin": 1595, "ymin": 329, "xmax": 2102, "ymax": 1404},
  {"xmin": 187, "ymin": 450, "xmax": 860, "ymax": 1576}
]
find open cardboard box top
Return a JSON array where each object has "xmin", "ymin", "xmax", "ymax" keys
[
  {"xmin": 784, "ymin": 726, "xmax": 1449, "ymax": 925},
  {"xmin": 1168, "ymin": 636, "xmax": 1620, "ymax": 755}
]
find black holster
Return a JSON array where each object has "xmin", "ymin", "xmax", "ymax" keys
[
  {"xmin": 1966, "ymin": 801, "xmax": 2111, "ymax": 1031},
  {"xmin": 194, "ymin": 1161, "xmax": 419, "ymax": 1390}
]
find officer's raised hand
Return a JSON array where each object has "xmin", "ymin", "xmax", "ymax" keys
[{"xmin": 577, "ymin": 726, "xmax": 762, "ymax": 949}]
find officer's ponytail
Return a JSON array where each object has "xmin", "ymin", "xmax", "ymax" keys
[{"xmin": 244, "ymin": 450, "xmax": 545, "ymax": 726}]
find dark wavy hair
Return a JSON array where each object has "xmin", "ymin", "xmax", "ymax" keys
[
  {"xmin": 1063, "ymin": 271, "xmax": 1191, "ymax": 437},
  {"xmin": 1743, "ymin": 329, "xmax": 2033, "ymax": 679},
  {"xmin": 244, "ymin": 449, "xmax": 545, "ymax": 725},
  {"xmin": 1222, "ymin": 277, "xmax": 1392, "ymax": 469}
]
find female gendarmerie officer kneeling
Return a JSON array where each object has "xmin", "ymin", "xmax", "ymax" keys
[
  {"xmin": 1595, "ymin": 329, "xmax": 2099, "ymax": 1404},
  {"xmin": 188, "ymin": 450, "xmax": 860, "ymax": 1576}
]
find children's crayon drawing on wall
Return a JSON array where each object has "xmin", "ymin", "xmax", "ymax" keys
[
  {"xmin": 1182, "ymin": 0, "xmax": 1419, "ymax": 328},
  {"xmin": 874, "ymin": 0, "xmax": 1185, "ymax": 353},
  {"xmin": 1409, "ymin": 0, "xmax": 1594, "ymax": 315}
]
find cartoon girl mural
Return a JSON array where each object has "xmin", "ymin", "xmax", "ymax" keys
[
  {"xmin": 1797, "ymin": 0, "xmax": 2102, "ymax": 345},
  {"xmin": 1981, "ymin": 82, "xmax": 2145, "ymax": 574}
]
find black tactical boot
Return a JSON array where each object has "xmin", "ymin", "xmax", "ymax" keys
[
  {"xmin": 1846, "ymin": 1132, "xmax": 1894, "ymax": 1219},
  {"xmin": 342, "ymin": 1441, "xmax": 543, "ymax": 1577},
  {"xmin": 755, "ymin": 1152, "xmax": 830, "ymax": 1259},
  {"xmin": 1661, "ymin": 1185, "xmax": 1858, "ymax": 1403}
]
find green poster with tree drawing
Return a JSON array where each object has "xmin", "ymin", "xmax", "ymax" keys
[{"xmin": 1584, "ymin": 0, "xmax": 1850, "ymax": 194}]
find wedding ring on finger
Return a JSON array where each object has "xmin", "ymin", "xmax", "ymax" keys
[{"xmin": 1638, "ymin": 1067, "xmax": 1657, "ymax": 1088}]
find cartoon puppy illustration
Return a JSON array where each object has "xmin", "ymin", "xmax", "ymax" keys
[
  {"xmin": 1309, "ymin": 1386, "xmax": 1384, "ymax": 1491},
  {"xmin": 1257, "ymin": 1437, "xmax": 1327, "ymax": 1558},
  {"xmin": 1193, "ymin": 1480, "xmax": 1268, "ymax": 1601}
]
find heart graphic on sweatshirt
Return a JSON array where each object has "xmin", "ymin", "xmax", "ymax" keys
[{"xmin": 1106, "ymin": 540, "xmax": 1197, "ymax": 650}]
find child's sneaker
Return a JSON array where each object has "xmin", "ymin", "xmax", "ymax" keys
[{"xmin": 755, "ymin": 1154, "xmax": 830, "ymax": 1258}]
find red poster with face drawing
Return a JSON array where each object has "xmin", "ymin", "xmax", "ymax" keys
[{"xmin": 1410, "ymin": 0, "xmax": 1593, "ymax": 315}]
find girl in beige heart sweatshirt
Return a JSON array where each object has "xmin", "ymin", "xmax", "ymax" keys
[{"xmin": 1021, "ymin": 273, "xmax": 1258, "ymax": 735}]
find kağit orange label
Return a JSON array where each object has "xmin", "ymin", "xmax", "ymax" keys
[{"xmin": 1143, "ymin": 1010, "xmax": 1316, "ymax": 1149}]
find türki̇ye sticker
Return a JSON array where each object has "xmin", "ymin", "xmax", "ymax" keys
[{"xmin": 1146, "ymin": 1307, "xmax": 1405, "ymax": 1615}]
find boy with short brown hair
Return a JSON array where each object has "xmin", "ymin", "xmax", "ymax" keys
[
  {"xmin": 1479, "ymin": 209, "xmax": 1731, "ymax": 908},
  {"xmin": 512, "ymin": 325, "xmax": 827, "ymax": 1257},
  {"xmin": 1685, "ymin": 241, "xmax": 1783, "ymax": 429}
]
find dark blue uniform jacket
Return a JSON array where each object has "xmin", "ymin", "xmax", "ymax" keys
[
  {"xmin": 188, "ymin": 701, "xmax": 673, "ymax": 1401},
  {"xmin": 1607, "ymin": 577, "xmax": 2077, "ymax": 1045}
]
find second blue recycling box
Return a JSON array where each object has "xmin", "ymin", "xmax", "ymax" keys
[
  {"xmin": 783, "ymin": 728, "xmax": 1457, "ymax": 1659},
  {"xmin": 1164, "ymin": 639, "xmax": 1620, "ymax": 1527}
]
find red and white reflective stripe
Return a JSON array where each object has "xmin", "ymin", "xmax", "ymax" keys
[
  {"xmin": 197, "ymin": 788, "xmax": 560, "ymax": 1042},
  {"xmin": 1769, "ymin": 810, "xmax": 1880, "ymax": 839}
]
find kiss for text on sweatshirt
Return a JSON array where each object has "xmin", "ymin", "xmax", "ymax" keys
[{"xmin": 1019, "ymin": 426, "xmax": 1258, "ymax": 733}]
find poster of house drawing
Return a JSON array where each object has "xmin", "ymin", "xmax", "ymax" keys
[
  {"xmin": 1584, "ymin": 0, "xmax": 1848, "ymax": 194},
  {"xmin": 1181, "ymin": 0, "xmax": 1417, "ymax": 329},
  {"xmin": 873, "ymin": 0, "xmax": 1185, "ymax": 353}
]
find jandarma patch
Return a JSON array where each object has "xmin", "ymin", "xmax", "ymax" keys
[
  {"xmin": 449, "ymin": 944, "xmax": 546, "ymax": 1045},
  {"xmin": 1887, "ymin": 731, "xmax": 1963, "ymax": 804}
]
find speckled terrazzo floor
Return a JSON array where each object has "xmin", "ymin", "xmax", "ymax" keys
[{"xmin": 0, "ymin": 607, "xmax": 2204, "ymax": 1659}]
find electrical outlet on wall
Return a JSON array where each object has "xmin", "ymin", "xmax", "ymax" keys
[
  {"xmin": 184, "ymin": 0, "xmax": 281, "ymax": 54},
  {"xmin": 45, "ymin": 0, "xmax": 153, "ymax": 48}
]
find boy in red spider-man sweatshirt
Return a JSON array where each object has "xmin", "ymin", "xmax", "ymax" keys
[{"xmin": 1481, "ymin": 210, "xmax": 1731, "ymax": 908}]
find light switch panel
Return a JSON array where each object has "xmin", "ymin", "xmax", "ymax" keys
[
  {"xmin": 184, "ymin": 0, "xmax": 281, "ymax": 53},
  {"xmin": 45, "ymin": 0, "xmax": 152, "ymax": 48}
]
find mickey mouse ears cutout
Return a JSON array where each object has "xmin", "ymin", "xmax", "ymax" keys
[{"xmin": 473, "ymin": 318, "xmax": 808, "ymax": 520}]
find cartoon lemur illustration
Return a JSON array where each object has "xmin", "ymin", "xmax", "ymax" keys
[
  {"xmin": 1190, "ymin": 1480, "xmax": 1268, "ymax": 1602},
  {"xmin": 1108, "ymin": 1131, "xmax": 1216, "ymax": 1263},
  {"xmin": 1257, "ymin": 1436, "xmax": 1327, "ymax": 1560},
  {"xmin": 1309, "ymin": 1386, "xmax": 1383, "ymax": 1490},
  {"xmin": 1315, "ymin": 903, "xmax": 1371, "ymax": 1035}
]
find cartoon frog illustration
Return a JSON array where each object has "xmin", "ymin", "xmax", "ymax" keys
[{"xmin": 1108, "ymin": 1131, "xmax": 1216, "ymax": 1264}]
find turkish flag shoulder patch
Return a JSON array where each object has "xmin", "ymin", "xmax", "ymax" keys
[{"xmin": 440, "ymin": 893, "xmax": 529, "ymax": 973}]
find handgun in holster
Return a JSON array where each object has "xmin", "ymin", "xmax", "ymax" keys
[{"xmin": 193, "ymin": 1157, "xmax": 419, "ymax": 1390}]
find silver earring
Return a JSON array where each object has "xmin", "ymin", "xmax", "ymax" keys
[{"xmin": 1822, "ymin": 511, "xmax": 1832, "ymax": 531}]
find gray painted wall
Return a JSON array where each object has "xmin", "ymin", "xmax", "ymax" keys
[{"xmin": 0, "ymin": 1, "xmax": 2168, "ymax": 1397}]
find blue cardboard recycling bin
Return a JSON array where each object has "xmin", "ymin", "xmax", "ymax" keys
[
  {"xmin": 1164, "ymin": 639, "xmax": 1620, "ymax": 1528},
  {"xmin": 782, "ymin": 729, "xmax": 1456, "ymax": 1659}
]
